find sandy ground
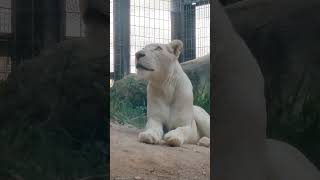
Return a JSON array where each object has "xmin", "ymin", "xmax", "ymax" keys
[{"xmin": 110, "ymin": 123, "xmax": 210, "ymax": 180}]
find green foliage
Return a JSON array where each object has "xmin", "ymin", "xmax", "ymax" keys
[
  {"xmin": 193, "ymin": 85, "xmax": 210, "ymax": 114},
  {"xmin": 110, "ymin": 75, "xmax": 147, "ymax": 128},
  {"xmin": 110, "ymin": 96, "xmax": 147, "ymax": 129},
  {"xmin": 111, "ymin": 75, "xmax": 147, "ymax": 107}
]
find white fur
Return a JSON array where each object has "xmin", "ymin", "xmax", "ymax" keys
[{"xmin": 136, "ymin": 40, "xmax": 210, "ymax": 147}]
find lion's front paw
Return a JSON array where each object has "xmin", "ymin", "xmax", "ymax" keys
[
  {"xmin": 138, "ymin": 129, "xmax": 162, "ymax": 144},
  {"xmin": 164, "ymin": 130, "xmax": 184, "ymax": 147},
  {"xmin": 198, "ymin": 137, "xmax": 210, "ymax": 147}
]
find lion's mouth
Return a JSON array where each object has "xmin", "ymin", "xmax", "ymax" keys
[{"xmin": 136, "ymin": 63, "xmax": 154, "ymax": 71}]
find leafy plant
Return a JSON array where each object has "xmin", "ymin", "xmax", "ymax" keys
[{"xmin": 194, "ymin": 84, "xmax": 210, "ymax": 114}]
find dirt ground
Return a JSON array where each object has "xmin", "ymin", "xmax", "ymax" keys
[{"xmin": 110, "ymin": 123, "xmax": 210, "ymax": 180}]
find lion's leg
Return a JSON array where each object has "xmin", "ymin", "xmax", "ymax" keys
[
  {"xmin": 164, "ymin": 119, "xmax": 201, "ymax": 146},
  {"xmin": 198, "ymin": 137, "xmax": 210, "ymax": 147},
  {"xmin": 193, "ymin": 106, "xmax": 210, "ymax": 147},
  {"xmin": 193, "ymin": 105, "xmax": 210, "ymax": 138},
  {"xmin": 138, "ymin": 118, "xmax": 163, "ymax": 144}
]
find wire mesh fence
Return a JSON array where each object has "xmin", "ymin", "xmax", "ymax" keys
[
  {"xmin": 184, "ymin": 3, "xmax": 196, "ymax": 61},
  {"xmin": 0, "ymin": 0, "xmax": 12, "ymax": 80},
  {"xmin": 0, "ymin": 56, "xmax": 11, "ymax": 80},
  {"xmin": 129, "ymin": 0, "xmax": 171, "ymax": 73},
  {"xmin": 0, "ymin": 0, "xmax": 11, "ymax": 34},
  {"xmin": 113, "ymin": 0, "xmax": 130, "ymax": 80},
  {"xmin": 195, "ymin": 3, "xmax": 210, "ymax": 57},
  {"xmin": 110, "ymin": 0, "xmax": 210, "ymax": 78},
  {"xmin": 0, "ymin": 0, "xmax": 87, "ymax": 81},
  {"xmin": 110, "ymin": 0, "xmax": 114, "ymax": 73},
  {"xmin": 65, "ymin": 0, "xmax": 86, "ymax": 38},
  {"xmin": 0, "ymin": 0, "xmax": 210, "ymax": 80}
]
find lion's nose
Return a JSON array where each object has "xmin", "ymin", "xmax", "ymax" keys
[{"xmin": 135, "ymin": 51, "xmax": 145, "ymax": 59}]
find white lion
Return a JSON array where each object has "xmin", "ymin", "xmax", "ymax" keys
[{"xmin": 135, "ymin": 40, "xmax": 210, "ymax": 147}]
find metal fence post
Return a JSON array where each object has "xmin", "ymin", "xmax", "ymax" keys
[{"xmin": 113, "ymin": 0, "xmax": 130, "ymax": 80}]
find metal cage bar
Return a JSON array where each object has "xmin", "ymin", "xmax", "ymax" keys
[
  {"xmin": 113, "ymin": 0, "xmax": 130, "ymax": 80},
  {"xmin": 0, "ymin": 0, "xmax": 12, "ymax": 80},
  {"xmin": 129, "ymin": 0, "xmax": 171, "ymax": 73},
  {"xmin": 109, "ymin": 0, "xmax": 210, "ymax": 78},
  {"xmin": 65, "ymin": 0, "xmax": 85, "ymax": 38}
]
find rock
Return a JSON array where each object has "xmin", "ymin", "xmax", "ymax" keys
[{"xmin": 182, "ymin": 54, "xmax": 210, "ymax": 91}]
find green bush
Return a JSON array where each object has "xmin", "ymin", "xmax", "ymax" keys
[
  {"xmin": 111, "ymin": 75, "xmax": 147, "ymax": 107},
  {"xmin": 110, "ymin": 96, "xmax": 147, "ymax": 129},
  {"xmin": 110, "ymin": 75, "xmax": 147, "ymax": 128},
  {"xmin": 194, "ymin": 84, "xmax": 210, "ymax": 114}
]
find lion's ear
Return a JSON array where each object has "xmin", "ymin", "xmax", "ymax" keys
[{"xmin": 169, "ymin": 40, "xmax": 183, "ymax": 58}]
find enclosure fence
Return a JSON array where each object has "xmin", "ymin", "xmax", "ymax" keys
[
  {"xmin": 0, "ymin": 0, "xmax": 210, "ymax": 81},
  {"xmin": 0, "ymin": 56, "xmax": 11, "ymax": 80},
  {"xmin": 65, "ymin": 0, "xmax": 85, "ymax": 38},
  {"xmin": 183, "ymin": 3, "xmax": 196, "ymax": 60},
  {"xmin": 0, "ymin": 0, "xmax": 11, "ymax": 33},
  {"xmin": 110, "ymin": 0, "xmax": 210, "ymax": 79},
  {"xmin": 110, "ymin": 0, "xmax": 114, "ymax": 72},
  {"xmin": 0, "ymin": 0, "xmax": 12, "ymax": 80},
  {"xmin": 129, "ymin": 0, "xmax": 171, "ymax": 73},
  {"xmin": 195, "ymin": 3, "xmax": 210, "ymax": 57}
]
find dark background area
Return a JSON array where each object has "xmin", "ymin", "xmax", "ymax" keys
[
  {"xmin": 0, "ymin": 0, "xmax": 108, "ymax": 179},
  {"xmin": 224, "ymin": 0, "xmax": 320, "ymax": 168}
]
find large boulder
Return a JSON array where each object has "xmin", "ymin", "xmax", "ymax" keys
[{"xmin": 182, "ymin": 54, "xmax": 210, "ymax": 91}]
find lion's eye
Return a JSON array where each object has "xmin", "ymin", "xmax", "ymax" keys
[{"xmin": 155, "ymin": 46, "xmax": 162, "ymax": 51}]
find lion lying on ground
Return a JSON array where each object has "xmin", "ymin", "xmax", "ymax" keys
[{"xmin": 135, "ymin": 40, "xmax": 210, "ymax": 147}]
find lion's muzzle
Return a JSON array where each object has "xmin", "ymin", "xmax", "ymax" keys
[{"xmin": 136, "ymin": 63, "xmax": 154, "ymax": 71}]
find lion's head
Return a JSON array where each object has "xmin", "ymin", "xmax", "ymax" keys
[{"xmin": 135, "ymin": 40, "xmax": 183, "ymax": 81}]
